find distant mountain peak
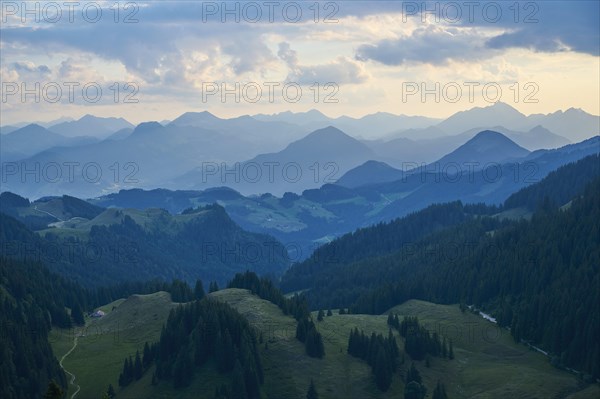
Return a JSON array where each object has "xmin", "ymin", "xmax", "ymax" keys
[
  {"xmin": 528, "ymin": 125, "xmax": 553, "ymax": 134},
  {"xmin": 436, "ymin": 102, "xmax": 529, "ymax": 135},
  {"xmin": 465, "ymin": 130, "xmax": 527, "ymax": 150},
  {"xmin": 309, "ymin": 125, "xmax": 346, "ymax": 136},
  {"xmin": 474, "ymin": 102, "xmax": 526, "ymax": 117},
  {"xmin": 78, "ymin": 114, "xmax": 127, "ymax": 122},
  {"xmin": 298, "ymin": 125, "xmax": 358, "ymax": 144},
  {"xmin": 132, "ymin": 121, "xmax": 163, "ymax": 135},
  {"xmin": 490, "ymin": 101, "xmax": 519, "ymax": 110},
  {"xmin": 169, "ymin": 111, "xmax": 221, "ymax": 127},
  {"xmin": 305, "ymin": 109, "xmax": 329, "ymax": 117},
  {"xmin": 362, "ymin": 160, "xmax": 390, "ymax": 167},
  {"xmin": 471, "ymin": 129, "xmax": 510, "ymax": 140},
  {"xmin": 179, "ymin": 110, "xmax": 218, "ymax": 119},
  {"xmin": 23, "ymin": 123, "xmax": 46, "ymax": 130},
  {"xmin": 564, "ymin": 107, "xmax": 586, "ymax": 114},
  {"xmin": 435, "ymin": 130, "xmax": 530, "ymax": 166},
  {"xmin": 336, "ymin": 160, "xmax": 403, "ymax": 188}
]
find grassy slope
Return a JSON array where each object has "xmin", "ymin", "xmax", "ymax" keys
[
  {"xmin": 387, "ymin": 300, "xmax": 600, "ymax": 399},
  {"xmin": 50, "ymin": 291, "xmax": 178, "ymax": 399},
  {"xmin": 216, "ymin": 290, "xmax": 598, "ymax": 399},
  {"xmin": 51, "ymin": 289, "xmax": 600, "ymax": 399},
  {"xmin": 37, "ymin": 207, "xmax": 212, "ymax": 237},
  {"xmin": 211, "ymin": 288, "xmax": 402, "ymax": 399}
]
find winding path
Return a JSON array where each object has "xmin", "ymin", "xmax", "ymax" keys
[
  {"xmin": 59, "ymin": 333, "xmax": 81, "ymax": 399},
  {"xmin": 33, "ymin": 205, "xmax": 64, "ymax": 221}
]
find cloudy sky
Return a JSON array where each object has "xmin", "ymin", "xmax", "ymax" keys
[{"xmin": 1, "ymin": 0, "xmax": 598, "ymax": 124}]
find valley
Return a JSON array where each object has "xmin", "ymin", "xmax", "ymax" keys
[
  {"xmin": 1, "ymin": 6, "xmax": 599, "ymax": 396},
  {"xmin": 50, "ymin": 288, "xmax": 599, "ymax": 399}
]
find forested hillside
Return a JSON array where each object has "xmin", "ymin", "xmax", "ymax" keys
[
  {"xmin": 0, "ymin": 258, "xmax": 71, "ymax": 399},
  {"xmin": 280, "ymin": 201, "xmax": 497, "ymax": 293},
  {"xmin": 0, "ymin": 204, "xmax": 289, "ymax": 287},
  {"xmin": 129, "ymin": 298, "xmax": 265, "ymax": 398},
  {"xmin": 282, "ymin": 158, "xmax": 600, "ymax": 378},
  {"xmin": 0, "ymin": 254, "xmax": 220, "ymax": 398},
  {"xmin": 504, "ymin": 153, "xmax": 599, "ymax": 210}
]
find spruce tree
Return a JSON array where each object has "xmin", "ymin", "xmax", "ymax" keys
[
  {"xmin": 404, "ymin": 381, "xmax": 426, "ymax": 399},
  {"xmin": 209, "ymin": 281, "xmax": 219, "ymax": 293},
  {"xmin": 432, "ymin": 381, "xmax": 448, "ymax": 399},
  {"xmin": 231, "ymin": 360, "xmax": 247, "ymax": 399},
  {"xmin": 173, "ymin": 348, "xmax": 194, "ymax": 388},
  {"xmin": 442, "ymin": 337, "xmax": 448, "ymax": 358},
  {"xmin": 43, "ymin": 380, "xmax": 63, "ymax": 399},
  {"xmin": 71, "ymin": 304, "xmax": 85, "ymax": 326},
  {"xmin": 317, "ymin": 309, "xmax": 325, "ymax": 321},
  {"xmin": 119, "ymin": 357, "xmax": 133, "ymax": 386},
  {"xmin": 134, "ymin": 350, "xmax": 143, "ymax": 380},
  {"xmin": 305, "ymin": 328, "xmax": 325, "ymax": 358},
  {"xmin": 406, "ymin": 363, "xmax": 422, "ymax": 384},
  {"xmin": 374, "ymin": 349, "xmax": 392, "ymax": 391},
  {"xmin": 107, "ymin": 384, "xmax": 116, "ymax": 399},
  {"xmin": 143, "ymin": 341, "xmax": 152, "ymax": 368},
  {"xmin": 194, "ymin": 279, "xmax": 205, "ymax": 300},
  {"xmin": 307, "ymin": 379, "xmax": 319, "ymax": 399}
]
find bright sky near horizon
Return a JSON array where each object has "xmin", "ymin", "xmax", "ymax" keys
[{"xmin": 1, "ymin": 0, "xmax": 598, "ymax": 124}]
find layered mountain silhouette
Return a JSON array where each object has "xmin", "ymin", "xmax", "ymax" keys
[
  {"xmin": 336, "ymin": 161, "xmax": 403, "ymax": 188},
  {"xmin": 90, "ymin": 137, "xmax": 599, "ymax": 259},
  {"xmin": 174, "ymin": 126, "xmax": 376, "ymax": 195},
  {"xmin": 0, "ymin": 124, "xmax": 98, "ymax": 161},
  {"xmin": 48, "ymin": 114, "xmax": 134, "ymax": 138},
  {"xmin": 434, "ymin": 130, "xmax": 530, "ymax": 168},
  {"xmin": 1, "ymin": 104, "xmax": 598, "ymax": 199}
]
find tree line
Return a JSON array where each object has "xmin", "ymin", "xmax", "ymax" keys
[
  {"xmin": 388, "ymin": 315, "xmax": 454, "ymax": 361},
  {"xmin": 281, "ymin": 157, "xmax": 600, "ymax": 379},
  {"xmin": 144, "ymin": 298, "xmax": 264, "ymax": 398},
  {"xmin": 347, "ymin": 328, "xmax": 400, "ymax": 391},
  {"xmin": 228, "ymin": 271, "xmax": 326, "ymax": 359}
]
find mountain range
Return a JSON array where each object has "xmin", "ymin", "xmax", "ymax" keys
[
  {"xmin": 0, "ymin": 194, "xmax": 289, "ymax": 287},
  {"xmin": 47, "ymin": 115, "xmax": 134, "ymax": 138},
  {"xmin": 174, "ymin": 126, "xmax": 376, "ymax": 195},
  {"xmin": 88, "ymin": 136, "xmax": 600, "ymax": 259},
  {"xmin": 1, "ymin": 103, "xmax": 598, "ymax": 200},
  {"xmin": 2, "ymin": 106, "xmax": 599, "ymax": 399}
]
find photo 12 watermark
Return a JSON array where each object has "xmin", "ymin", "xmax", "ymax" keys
[
  {"xmin": 401, "ymin": 1, "xmax": 540, "ymax": 24},
  {"xmin": 197, "ymin": 1, "xmax": 340, "ymax": 23},
  {"xmin": 1, "ymin": 161, "xmax": 140, "ymax": 185},
  {"xmin": 1, "ymin": 1, "xmax": 140, "ymax": 24},
  {"xmin": 1, "ymin": 81, "xmax": 140, "ymax": 104},
  {"xmin": 400, "ymin": 161, "xmax": 540, "ymax": 184},
  {"xmin": 1, "ymin": 239, "xmax": 140, "ymax": 265},
  {"xmin": 200, "ymin": 81, "xmax": 339, "ymax": 104},
  {"xmin": 198, "ymin": 161, "xmax": 340, "ymax": 185},
  {"xmin": 401, "ymin": 81, "xmax": 539, "ymax": 104}
]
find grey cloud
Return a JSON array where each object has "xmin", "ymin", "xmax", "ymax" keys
[
  {"xmin": 223, "ymin": 38, "xmax": 277, "ymax": 75},
  {"xmin": 483, "ymin": 1, "xmax": 599, "ymax": 56},
  {"xmin": 277, "ymin": 42, "xmax": 298, "ymax": 67},
  {"xmin": 355, "ymin": 1, "xmax": 598, "ymax": 65},
  {"xmin": 0, "ymin": 3, "xmax": 277, "ymax": 85},
  {"xmin": 11, "ymin": 62, "xmax": 51, "ymax": 75},
  {"xmin": 355, "ymin": 27, "xmax": 491, "ymax": 66},
  {"xmin": 5, "ymin": 61, "xmax": 52, "ymax": 81},
  {"xmin": 278, "ymin": 42, "xmax": 367, "ymax": 85}
]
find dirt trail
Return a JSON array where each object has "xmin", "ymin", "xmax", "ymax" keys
[{"xmin": 59, "ymin": 334, "xmax": 81, "ymax": 399}]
